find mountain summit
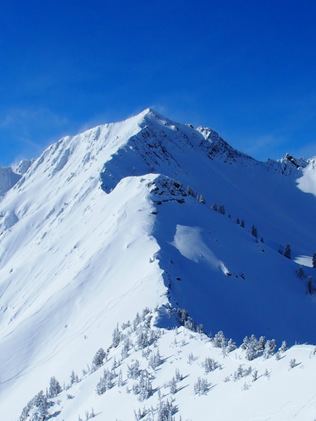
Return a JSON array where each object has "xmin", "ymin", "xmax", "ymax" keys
[{"xmin": 1, "ymin": 109, "xmax": 316, "ymax": 419}]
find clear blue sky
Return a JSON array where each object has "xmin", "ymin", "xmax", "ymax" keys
[{"xmin": 1, "ymin": 0, "xmax": 316, "ymax": 166}]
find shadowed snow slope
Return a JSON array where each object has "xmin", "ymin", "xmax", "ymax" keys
[{"xmin": 1, "ymin": 108, "xmax": 316, "ymax": 419}]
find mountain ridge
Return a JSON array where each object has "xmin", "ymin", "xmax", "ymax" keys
[
  {"xmin": 1, "ymin": 108, "xmax": 313, "ymax": 201},
  {"xmin": 1, "ymin": 109, "xmax": 316, "ymax": 419}
]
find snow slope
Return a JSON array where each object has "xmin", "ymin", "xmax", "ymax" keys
[
  {"xmin": 0, "ymin": 109, "xmax": 316, "ymax": 419},
  {"xmin": 16, "ymin": 308, "xmax": 316, "ymax": 421}
]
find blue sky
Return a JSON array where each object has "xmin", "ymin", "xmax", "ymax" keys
[{"xmin": 1, "ymin": 0, "xmax": 316, "ymax": 166}]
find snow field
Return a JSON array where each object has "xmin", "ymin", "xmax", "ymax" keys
[
  {"xmin": 1, "ymin": 109, "xmax": 316, "ymax": 419},
  {"xmin": 19, "ymin": 309, "xmax": 316, "ymax": 421}
]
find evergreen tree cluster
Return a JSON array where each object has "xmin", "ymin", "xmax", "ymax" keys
[
  {"xmin": 241, "ymin": 334, "xmax": 285, "ymax": 361},
  {"xmin": 19, "ymin": 390, "xmax": 50, "ymax": 421},
  {"xmin": 233, "ymin": 365, "xmax": 252, "ymax": 381},
  {"xmin": 186, "ymin": 186, "xmax": 205, "ymax": 204},
  {"xmin": 48, "ymin": 376, "xmax": 62, "ymax": 398},
  {"xmin": 96, "ymin": 368, "xmax": 115, "ymax": 395},
  {"xmin": 18, "ymin": 307, "xmax": 294, "ymax": 421},
  {"xmin": 194, "ymin": 377, "xmax": 211, "ymax": 395},
  {"xmin": 132, "ymin": 369, "xmax": 153, "ymax": 401},
  {"xmin": 210, "ymin": 330, "xmax": 237, "ymax": 354},
  {"xmin": 202, "ymin": 357, "xmax": 220, "ymax": 374},
  {"xmin": 211, "ymin": 203, "xmax": 225, "ymax": 214},
  {"xmin": 92, "ymin": 347, "xmax": 107, "ymax": 370}
]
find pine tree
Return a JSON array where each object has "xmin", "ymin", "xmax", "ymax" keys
[
  {"xmin": 49, "ymin": 376, "xmax": 62, "ymax": 398},
  {"xmin": 202, "ymin": 357, "xmax": 219, "ymax": 373},
  {"xmin": 127, "ymin": 360, "xmax": 141, "ymax": 379},
  {"xmin": 175, "ymin": 368, "xmax": 183, "ymax": 382},
  {"xmin": 240, "ymin": 220, "xmax": 245, "ymax": 228},
  {"xmin": 279, "ymin": 340, "xmax": 287, "ymax": 353},
  {"xmin": 156, "ymin": 399, "xmax": 176, "ymax": 421},
  {"xmin": 148, "ymin": 348, "xmax": 162, "ymax": 370},
  {"xmin": 96, "ymin": 369, "xmax": 115, "ymax": 395},
  {"xmin": 186, "ymin": 186, "xmax": 195, "ymax": 197},
  {"xmin": 198, "ymin": 194, "xmax": 206, "ymax": 204},
  {"xmin": 251, "ymin": 225, "xmax": 258, "ymax": 239},
  {"xmin": 32, "ymin": 390, "xmax": 49, "ymax": 420},
  {"xmin": 307, "ymin": 275, "xmax": 313, "ymax": 295},
  {"xmin": 263, "ymin": 339, "xmax": 276, "ymax": 359},
  {"xmin": 169, "ymin": 377, "xmax": 177, "ymax": 394},
  {"xmin": 213, "ymin": 331, "xmax": 227, "ymax": 348},
  {"xmin": 313, "ymin": 252, "xmax": 316, "ymax": 268},
  {"xmin": 70, "ymin": 370, "xmax": 79, "ymax": 385},
  {"xmin": 194, "ymin": 377, "xmax": 211, "ymax": 395},
  {"xmin": 112, "ymin": 324, "xmax": 121, "ymax": 347},
  {"xmin": 284, "ymin": 244, "xmax": 291, "ymax": 259},
  {"xmin": 297, "ymin": 265, "xmax": 305, "ymax": 279},
  {"xmin": 92, "ymin": 348, "xmax": 106, "ymax": 369},
  {"xmin": 218, "ymin": 204, "xmax": 225, "ymax": 215},
  {"xmin": 226, "ymin": 338, "xmax": 237, "ymax": 353}
]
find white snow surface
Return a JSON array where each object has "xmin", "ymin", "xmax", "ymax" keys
[
  {"xmin": 171, "ymin": 225, "xmax": 229, "ymax": 275},
  {"xmin": 13, "ymin": 309, "xmax": 316, "ymax": 421},
  {"xmin": 297, "ymin": 158, "xmax": 316, "ymax": 197},
  {"xmin": 0, "ymin": 108, "xmax": 316, "ymax": 420}
]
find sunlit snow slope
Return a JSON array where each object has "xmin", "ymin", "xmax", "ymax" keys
[{"xmin": 1, "ymin": 108, "xmax": 316, "ymax": 419}]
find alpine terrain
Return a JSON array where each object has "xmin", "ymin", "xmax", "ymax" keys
[{"xmin": 1, "ymin": 109, "xmax": 316, "ymax": 420}]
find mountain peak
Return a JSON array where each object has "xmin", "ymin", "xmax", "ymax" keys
[{"xmin": 2, "ymin": 108, "xmax": 316, "ymax": 420}]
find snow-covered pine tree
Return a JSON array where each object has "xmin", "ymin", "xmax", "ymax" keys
[
  {"xmin": 186, "ymin": 186, "xmax": 195, "ymax": 197},
  {"xmin": 307, "ymin": 275, "xmax": 314, "ymax": 295},
  {"xmin": 218, "ymin": 204, "xmax": 225, "ymax": 215},
  {"xmin": 136, "ymin": 326, "xmax": 150, "ymax": 349},
  {"xmin": 70, "ymin": 370, "xmax": 79, "ymax": 385},
  {"xmin": 112, "ymin": 324, "xmax": 121, "ymax": 347},
  {"xmin": 202, "ymin": 357, "xmax": 219, "ymax": 373},
  {"xmin": 263, "ymin": 339, "xmax": 276, "ymax": 359},
  {"xmin": 226, "ymin": 338, "xmax": 237, "ymax": 353},
  {"xmin": 148, "ymin": 349, "xmax": 162, "ymax": 370},
  {"xmin": 258, "ymin": 336, "xmax": 266, "ymax": 352},
  {"xmin": 134, "ymin": 370, "xmax": 153, "ymax": 401},
  {"xmin": 156, "ymin": 399, "xmax": 177, "ymax": 421},
  {"xmin": 175, "ymin": 368, "xmax": 183, "ymax": 382},
  {"xmin": 198, "ymin": 194, "xmax": 206, "ymax": 204},
  {"xmin": 279, "ymin": 340, "xmax": 287, "ymax": 353},
  {"xmin": 96, "ymin": 369, "xmax": 115, "ymax": 395},
  {"xmin": 184, "ymin": 317, "xmax": 195, "ymax": 331},
  {"xmin": 92, "ymin": 347, "xmax": 106, "ymax": 370},
  {"xmin": 213, "ymin": 331, "xmax": 227, "ymax": 348},
  {"xmin": 32, "ymin": 390, "xmax": 49, "ymax": 420},
  {"xmin": 245, "ymin": 335, "xmax": 259, "ymax": 361},
  {"xmin": 284, "ymin": 244, "xmax": 291, "ymax": 259},
  {"xmin": 49, "ymin": 376, "xmax": 62, "ymax": 398},
  {"xmin": 297, "ymin": 265, "xmax": 305, "ymax": 279},
  {"xmin": 127, "ymin": 360, "xmax": 141, "ymax": 379},
  {"xmin": 194, "ymin": 377, "xmax": 210, "ymax": 395},
  {"xmin": 313, "ymin": 252, "xmax": 316, "ymax": 268},
  {"xmin": 169, "ymin": 377, "xmax": 177, "ymax": 394}
]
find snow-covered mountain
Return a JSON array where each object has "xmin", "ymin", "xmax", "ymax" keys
[{"xmin": 1, "ymin": 109, "xmax": 316, "ymax": 420}]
